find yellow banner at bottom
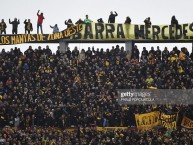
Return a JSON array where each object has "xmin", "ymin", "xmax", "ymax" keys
[
  {"xmin": 135, "ymin": 111, "xmax": 160, "ymax": 131},
  {"xmin": 181, "ymin": 116, "xmax": 193, "ymax": 129},
  {"xmin": 160, "ymin": 112, "xmax": 178, "ymax": 130}
]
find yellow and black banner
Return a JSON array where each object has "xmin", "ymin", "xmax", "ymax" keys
[
  {"xmin": 0, "ymin": 24, "xmax": 82, "ymax": 45},
  {"xmin": 71, "ymin": 23, "xmax": 193, "ymax": 40},
  {"xmin": 181, "ymin": 116, "xmax": 193, "ymax": 129},
  {"xmin": 1, "ymin": 23, "xmax": 193, "ymax": 45},
  {"xmin": 135, "ymin": 111, "xmax": 179, "ymax": 130},
  {"xmin": 135, "ymin": 111, "xmax": 160, "ymax": 131},
  {"xmin": 160, "ymin": 112, "xmax": 178, "ymax": 130}
]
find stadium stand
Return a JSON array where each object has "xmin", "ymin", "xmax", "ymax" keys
[{"xmin": 0, "ymin": 45, "xmax": 193, "ymax": 144}]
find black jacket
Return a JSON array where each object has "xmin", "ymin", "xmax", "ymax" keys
[
  {"xmin": 9, "ymin": 19, "xmax": 20, "ymax": 30},
  {"xmin": 65, "ymin": 20, "xmax": 74, "ymax": 28},
  {"xmin": 144, "ymin": 18, "xmax": 151, "ymax": 26},
  {"xmin": 108, "ymin": 12, "xmax": 118, "ymax": 23},
  {"xmin": 171, "ymin": 16, "xmax": 178, "ymax": 25},
  {"xmin": 125, "ymin": 17, "xmax": 131, "ymax": 24}
]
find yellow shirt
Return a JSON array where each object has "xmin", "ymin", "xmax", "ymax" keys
[
  {"xmin": 96, "ymin": 72, "xmax": 104, "ymax": 82},
  {"xmin": 168, "ymin": 56, "xmax": 177, "ymax": 62},
  {"xmin": 146, "ymin": 78, "xmax": 154, "ymax": 85},
  {"xmin": 45, "ymin": 68, "xmax": 52, "ymax": 74},
  {"xmin": 50, "ymin": 141, "xmax": 56, "ymax": 145},
  {"xmin": 105, "ymin": 81, "xmax": 112, "ymax": 85},
  {"xmin": 178, "ymin": 66, "xmax": 184, "ymax": 73},
  {"xmin": 74, "ymin": 76, "xmax": 81, "ymax": 82},
  {"xmin": 18, "ymin": 59, "xmax": 22, "ymax": 65}
]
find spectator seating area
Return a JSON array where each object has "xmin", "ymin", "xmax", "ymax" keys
[{"xmin": 0, "ymin": 45, "xmax": 193, "ymax": 144}]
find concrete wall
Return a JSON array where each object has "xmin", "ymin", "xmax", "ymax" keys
[{"xmin": 125, "ymin": 41, "xmax": 134, "ymax": 60}]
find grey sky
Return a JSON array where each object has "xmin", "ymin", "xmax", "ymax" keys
[{"xmin": 0, "ymin": 0, "xmax": 193, "ymax": 52}]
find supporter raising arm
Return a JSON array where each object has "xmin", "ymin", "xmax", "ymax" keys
[
  {"xmin": 9, "ymin": 18, "xmax": 20, "ymax": 34},
  {"xmin": 50, "ymin": 24, "xmax": 59, "ymax": 34},
  {"xmin": 144, "ymin": 17, "xmax": 151, "ymax": 26},
  {"xmin": 37, "ymin": 10, "xmax": 45, "ymax": 34},
  {"xmin": 24, "ymin": 19, "xmax": 33, "ymax": 34},
  {"xmin": 108, "ymin": 11, "xmax": 118, "ymax": 23},
  {"xmin": 97, "ymin": 18, "xmax": 104, "ymax": 23},
  {"xmin": 65, "ymin": 19, "xmax": 74, "ymax": 28}
]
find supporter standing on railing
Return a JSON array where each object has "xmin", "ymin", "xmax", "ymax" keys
[
  {"xmin": 108, "ymin": 11, "xmax": 118, "ymax": 23},
  {"xmin": 24, "ymin": 19, "xmax": 33, "ymax": 34},
  {"xmin": 97, "ymin": 18, "xmax": 104, "ymax": 23},
  {"xmin": 0, "ymin": 19, "xmax": 7, "ymax": 34},
  {"xmin": 9, "ymin": 18, "xmax": 20, "ymax": 34},
  {"xmin": 65, "ymin": 19, "xmax": 74, "ymax": 28},
  {"xmin": 124, "ymin": 16, "xmax": 131, "ymax": 24},
  {"xmin": 171, "ymin": 15, "xmax": 179, "ymax": 27},
  {"xmin": 84, "ymin": 15, "xmax": 93, "ymax": 24},
  {"xmin": 75, "ymin": 18, "xmax": 84, "ymax": 24},
  {"xmin": 171, "ymin": 15, "xmax": 179, "ymax": 37},
  {"xmin": 144, "ymin": 17, "xmax": 151, "ymax": 26},
  {"xmin": 37, "ymin": 10, "xmax": 45, "ymax": 34},
  {"xmin": 144, "ymin": 17, "xmax": 151, "ymax": 39},
  {"xmin": 50, "ymin": 24, "xmax": 59, "ymax": 33}
]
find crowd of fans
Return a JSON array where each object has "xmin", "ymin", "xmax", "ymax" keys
[
  {"xmin": 1, "ymin": 126, "xmax": 193, "ymax": 144},
  {"xmin": 0, "ymin": 44, "xmax": 193, "ymax": 144}
]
